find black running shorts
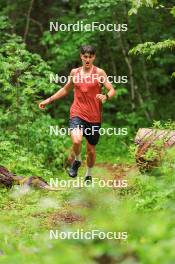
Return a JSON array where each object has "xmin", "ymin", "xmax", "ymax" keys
[{"xmin": 69, "ymin": 116, "xmax": 101, "ymax": 145}]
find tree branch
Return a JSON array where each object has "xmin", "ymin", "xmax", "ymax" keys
[{"xmin": 23, "ymin": 0, "xmax": 35, "ymax": 42}]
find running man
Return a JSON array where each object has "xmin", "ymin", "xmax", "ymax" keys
[{"xmin": 39, "ymin": 45, "xmax": 115, "ymax": 183}]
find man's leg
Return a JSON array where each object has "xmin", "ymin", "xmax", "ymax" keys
[
  {"xmin": 85, "ymin": 139, "xmax": 96, "ymax": 183},
  {"xmin": 71, "ymin": 128, "xmax": 83, "ymax": 161},
  {"xmin": 86, "ymin": 139, "xmax": 96, "ymax": 167},
  {"xmin": 68, "ymin": 128, "xmax": 83, "ymax": 177}
]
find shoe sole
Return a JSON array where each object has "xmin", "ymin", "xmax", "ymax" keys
[
  {"xmin": 67, "ymin": 163, "xmax": 81, "ymax": 178},
  {"xmin": 68, "ymin": 172, "xmax": 77, "ymax": 178}
]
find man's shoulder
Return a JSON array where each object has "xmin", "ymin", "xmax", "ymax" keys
[
  {"xmin": 70, "ymin": 67, "xmax": 80, "ymax": 76},
  {"xmin": 95, "ymin": 67, "xmax": 105, "ymax": 75}
]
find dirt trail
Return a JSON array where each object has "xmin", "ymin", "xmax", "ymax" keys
[
  {"xmin": 95, "ymin": 162, "xmax": 138, "ymax": 180},
  {"xmin": 47, "ymin": 162, "xmax": 138, "ymax": 226}
]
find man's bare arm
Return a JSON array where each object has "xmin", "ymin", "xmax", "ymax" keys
[
  {"xmin": 96, "ymin": 69, "xmax": 116, "ymax": 102},
  {"xmin": 39, "ymin": 69, "xmax": 75, "ymax": 109}
]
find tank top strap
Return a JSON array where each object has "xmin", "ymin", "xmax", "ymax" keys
[
  {"xmin": 75, "ymin": 67, "xmax": 81, "ymax": 74},
  {"xmin": 92, "ymin": 66, "xmax": 97, "ymax": 74}
]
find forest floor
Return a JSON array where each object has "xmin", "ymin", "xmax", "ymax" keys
[
  {"xmin": 0, "ymin": 161, "xmax": 134, "ymax": 260},
  {"xmin": 0, "ymin": 160, "xmax": 174, "ymax": 264}
]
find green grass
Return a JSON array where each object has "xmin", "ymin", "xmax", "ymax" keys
[{"xmin": 0, "ymin": 157, "xmax": 175, "ymax": 263}]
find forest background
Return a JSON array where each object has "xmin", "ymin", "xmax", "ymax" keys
[{"xmin": 0, "ymin": 0, "xmax": 175, "ymax": 263}]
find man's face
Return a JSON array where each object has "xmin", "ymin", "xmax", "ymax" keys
[{"xmin": 80, "ymin": 53, "xmax": 96, "ymax": 69}]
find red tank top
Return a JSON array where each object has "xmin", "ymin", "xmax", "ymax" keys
[{"xmin": 70, "ymin": 66, "xmax": 102, "ymax": 123}]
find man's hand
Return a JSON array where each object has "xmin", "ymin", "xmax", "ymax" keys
[
  {"xmin": 39, "ymin": 98, "xmax": 51, "ymax": 110},
  {"xmin": 96, "ymin": 94, "xmax": 107, "ymax": 103},
  {"xmin": 97, "ymin": 69, "xmax": 116, "ymax": 100}
]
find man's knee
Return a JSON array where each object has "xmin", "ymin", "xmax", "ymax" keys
[
  {"xmin": 87, "ymin": 145, "xmax": 96, "ymax": 156},
  {"xmin": 72, "ymin": 138, "xmax": 82, "ymax": 146}
]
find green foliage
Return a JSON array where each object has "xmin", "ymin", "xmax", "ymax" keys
[
  {"xmin": 129, "ymin": 40, "xmax": 175, "ymax": 59},
  {"xmin": 128, "ymin": 0, "xmax": 158, "ymax": 15},
  {"xmin": 152, "ymin": 120, "xmax": 175, "ymax": 129},
  {"xmin": 81, "ymin": 0, "xmax": 119, "ymax": 15},
  {"xmin": 1, "ymin": 0, "xmax": 175, "ymax": 123},
  {"xmin": 0, "ymin": 153, "xmax": 175, "ymax": 263},
  {"xmin": 0, "ymin": 16, "xmax": 68, "ymax": 172},
  {"xmin": 170, "ymin": 6, "xmax": 175, "ymax": 17}
]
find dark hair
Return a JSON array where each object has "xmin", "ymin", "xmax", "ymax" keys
[{"xmin": 80, "ymin": 45, "xmax": 96, "ymax": 55}]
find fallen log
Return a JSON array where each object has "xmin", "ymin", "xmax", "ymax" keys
[
  {"xmin": 0, "ymin": 165, "xmax": 59, "ymax": 191},
  {"xmin": 135, "ymin": 128, "xmax": 175, "ymax": 172}
]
